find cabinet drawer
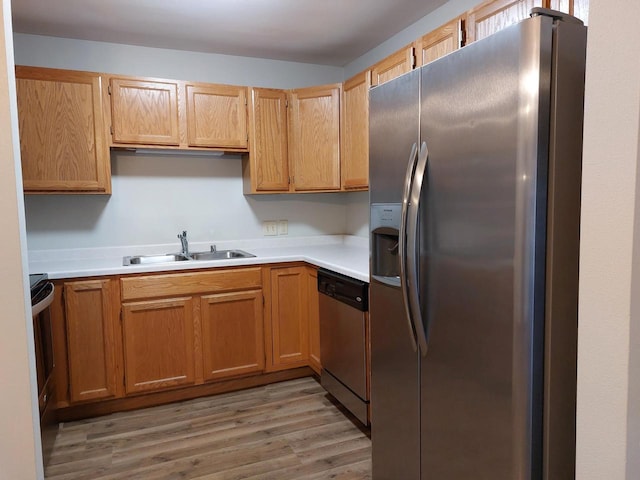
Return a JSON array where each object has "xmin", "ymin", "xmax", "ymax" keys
[{"xmin": 121, "ymin": 267, "xmax": 262, "ymax": 301}]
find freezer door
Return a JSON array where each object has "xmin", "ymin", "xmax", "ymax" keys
[
  {"xmin": 418, "ymin": 16, "xmax": 553, "ymax": 480},
  {"xmin": 369, "ymin": 69, "xmax": 421, "ymax": 480}
]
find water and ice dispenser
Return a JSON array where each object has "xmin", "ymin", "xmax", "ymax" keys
[{"xmin": 371, "ymin": 204, "xmax": 401, "ymax": 283}]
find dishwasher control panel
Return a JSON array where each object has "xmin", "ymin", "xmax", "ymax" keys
[{"xmin": 317, "ymin": 268, "xmax": 368, "ymax": 312}]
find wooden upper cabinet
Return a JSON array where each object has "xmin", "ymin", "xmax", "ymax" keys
[
  {"xmin": 121, "ymin": 297, "xmax": 196, "ymax": 394},
  {"xmin": 550, "ymin": 0, "xmax": 589, "ymax": 24},
  {"xmin": 341, "ymin": 70, "xmax": 370, "ymax": 191},
  {"xmin": 370, "ymin": 44, "xmax": 416, "ymax": 87},
  {"xmin": 245, "ymin": 87, "xmax": 290, "ymax": 193},
  {"xmin": 466, "ymin": 0, "xmax": 544, "ymax": 43},
  {"xmin": 109, "ymin": 77, "xmax": 180, "ymax": 146},
  {"xmin": 417, "ymin": 18, "xmax": 463, "ymax": 67},
  {"xmin": 571, "ymin": 0, "xmax": 589, "ymax": 24},
  {"xmin": 186, "ymin": 83, "xmax": 248, "ymax": 149},
  {"xmin": 64, "ymin": 279, "xmax": 119, "ymax": 403},
  {"xmin": 15, "ymin": 66, "xmax": 111, "ymax": 194},
  {"xmin": 200, "ymin": 290, "xmax": 265, "ymax": 381},
  {"xmin": 289, "ymin": 84, "xmax": 341, "ymax": 192}
]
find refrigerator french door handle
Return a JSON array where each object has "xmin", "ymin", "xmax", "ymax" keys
[
  {"xmin": 400, "ymin": 142, "xmax": 419, "ymax": 352},
  {"xmin": 406, "ymin": 141, "xmax": 429, "ymax": 356}
]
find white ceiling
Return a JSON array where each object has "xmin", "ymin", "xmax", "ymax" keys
[{"xmin": 11, "ymin": 0, "xmax": 448, "ymax": 66}]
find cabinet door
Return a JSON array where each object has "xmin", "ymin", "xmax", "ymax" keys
[
  {"xmin": 307, "ymin": 267, "xmax": 321, "ymax": 374},
  {"xmin": 341, "ymin": 70, "xmax": 370, "ymax": 191},
  {"xmin": 370, "ymin": 44, "xmax": 415, "ymax": 87},
  {"xmin": 201, "ymin": 290, "xmax": 264, "ymax": 381},
  {"xmin": 289, "ymin": 84, "xmax": 341, "ymax": 191},
  {"xmin": 122, "ymin": 297, "xmax": 196, "ymax": 394},
  {"xmin": 65, "ymin": 279, "xmax": 119, "ymax": 403},
  {"xmin": 417, "ymin": 18, "xmax": 462, "ymax": 67},
  {"xmin": 270, "ymin": 267, "xmax": 309, "ymax": 368},
  {"xmin": 186, "ymin": 83, "xmax": 248, "ymax": 149},
  {"xmin": 550, "ymin": 0, "xmax": 588, "ymax": 24},
  {"xmin": 109, "ymin": 77, "xmax": 180, "ymax": 145},
  {"xmin": 466, "ymin": 0, "xmax": 544, "ymax": 44},
  {"xmin": 15, "ymin": 67, "xmax": 111, "ymax": 193},
  {"xmin": 246, "ymin": 88, "xmax": 290, "ymax": 192}
]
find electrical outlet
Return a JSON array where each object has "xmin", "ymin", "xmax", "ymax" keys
[
  {"xmin": 263, "ymin": 221, "xmax": 278, "ymax": 236},
  {"xmin": 277, "ymin": 220, "xmax": 288, "ymax": 235}
]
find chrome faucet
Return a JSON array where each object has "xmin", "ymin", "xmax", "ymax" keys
[
  {"xmin": 210, "ymin": 244, "xmax": 217, "ymax": 253},
  {"xmin": 178, "ymin": 231, "xmax": 189, "ymax": 257}
]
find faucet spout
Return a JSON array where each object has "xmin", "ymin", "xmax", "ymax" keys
[{"xmin": 177, "ymin": 231, "xmax": 189, "ymax": 257}]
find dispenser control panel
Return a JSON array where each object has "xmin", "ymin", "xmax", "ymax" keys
[{"xmin": 371, "ymin": 203, "xmax": 401, "ymax": 232}]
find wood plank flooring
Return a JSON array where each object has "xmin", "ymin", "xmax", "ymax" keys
[{"xmin": 44, "ymin": 377, "xmax": 372, "ymax": 479}]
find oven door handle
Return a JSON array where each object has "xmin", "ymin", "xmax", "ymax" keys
[{"xmin": 32, "ymin": 283, "xmax": 54, "ymax": 317}]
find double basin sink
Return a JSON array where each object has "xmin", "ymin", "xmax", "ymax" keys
[{"xmin": 123, "ymin": 249, "xmax": 255, "ymax": 266}]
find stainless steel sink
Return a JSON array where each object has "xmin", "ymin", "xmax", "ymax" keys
[
  {"xmin": 189, "ymin": 249, "xmax": 255, "ymax": 261},
  {"xmin": 123, "ymin": 249, "xmax": 255, "ymax": 265},
  {"xmin": 123, "ymin": 253, "xmax": 190, "ymax": 266}
]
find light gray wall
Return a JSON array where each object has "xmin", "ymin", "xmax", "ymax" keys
[
  {"xmin": 24, "ymin": 152, "xmax": 350, "ymax": 250},
  {"xmin": 14, "ymin": 33, "xmax": 343, "ymax": 89},
  {"xmin": 576, "ymin": 0, "xmax": 640, "ymax": 477}
]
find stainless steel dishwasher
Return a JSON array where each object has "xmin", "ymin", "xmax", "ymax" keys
[{"xmin": 318, "ymin": 268, "xmax": 369, "ymax": 426}]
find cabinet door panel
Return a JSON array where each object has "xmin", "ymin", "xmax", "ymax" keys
[
  {"xmin": 370, "ymin": 45, "xmax": 415, "ymax": 87},
  {"xmin": 466, "ymin": 0, "xmax": 544, "ymax": 43},
  {"xmin": 110, "ymin": 78, "xmax": 180, "ymax": 145},
  {"xmin": 65, "ymin": 279, "xmax": 118, "ymax": 403},
  {"xmin": 247, "ymin": 88, "xmax": 290, "ymax": 192},
  {"xmin": 270, "ymin": 267, "xmax": 309, "ymax": 367},
  {"xmin": 186, "ymin": 84, "xmax": 248, "ymax": 148},
  {"xmin": 289, "ymin": 85, "xmax": 341, "ymax": 191},
  {"xmin": 341, "ymin": 71, "xmax": 370, "ymax": 190},
  {"xmin": 16, "ymin": 67, "xmax": 110, "ymax": 193},
  {"xmin": 122, "ymin": 297, "xmax": 195, "ymax": 394},
  {"xmin": 550, "ymin": 0, "xmax": 588, "ymax": 24},
  {"xmin": 418, "ymin": 18, "xmax": 462, "ymax": 66},
  {"xmin": 201, "ymin": 290, "xmax": 264, "ymax": 381}
]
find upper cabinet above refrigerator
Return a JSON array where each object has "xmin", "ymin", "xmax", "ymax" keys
[{"xmin": 466, "ymin": 0, "xmax": 589, "ymax": 44}]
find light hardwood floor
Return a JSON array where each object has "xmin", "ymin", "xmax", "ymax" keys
[{"xmin": 44, "ymin": 377, "xmax": 372, "ymax": 479}]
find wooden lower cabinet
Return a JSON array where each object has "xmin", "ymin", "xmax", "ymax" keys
[
  {"xmin": 121, "ymin": 297, "xmax": 196, "ymax": 394},
  {"xmin": 64, "ymin": 279, "xmax": 120, "ymax": 403},
  {"xmin": 200, "ymin": 290, "xmax": 265, "ymax": 381},
  {"xmin": 266, "ymin": 266, "xmax": 309, "ymax": 370},
  {"xmin": 55, "ymin": 263, "xmax": 328, "ymax": 416},
  {"xmin": 307, "ymin": 267, "xmax": 321, "ymax": 374}
]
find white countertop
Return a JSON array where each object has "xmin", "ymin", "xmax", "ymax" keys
[{"xmin": 28, "ymin": 235, "xmax": 370, "ymax": 283}]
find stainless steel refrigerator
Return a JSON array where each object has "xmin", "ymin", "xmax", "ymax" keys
[{"xmin": 369, "ymin": 9, "xmax": 586, "ymax": 480}]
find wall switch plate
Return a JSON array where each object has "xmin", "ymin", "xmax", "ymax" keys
[
  {"xmin": 263, "ymin": 221, "xmax": 278, "ymax": 236},
  {"xmin": 277, "ymin": 220, "xmax": 288, "ymax": 235}
]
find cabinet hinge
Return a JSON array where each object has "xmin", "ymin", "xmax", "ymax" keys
[
  {"xmin": 285, "ymin": 99, "xmax": 289, "ymax": 108},
  {"xmin": 119, "ymin": 309, "xmax": 123, "ymax": 323},
  {"xmin": 110, "ymin": 125, "xmax": 114, "ymax": 135},
  {"xmin": 262, "ymin": 295, "xmax": 265, "ymax": 306},
  {"xmin": 108, "ymin": 85, "xmax": 111, "ymax": 95},
  {"xmin": 245, "ymin": 97, "xmax": 248, "ymax": 106},
  {"xmin": 411, "ymin": 48, "xmax": 417, "ymax": 69}
]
